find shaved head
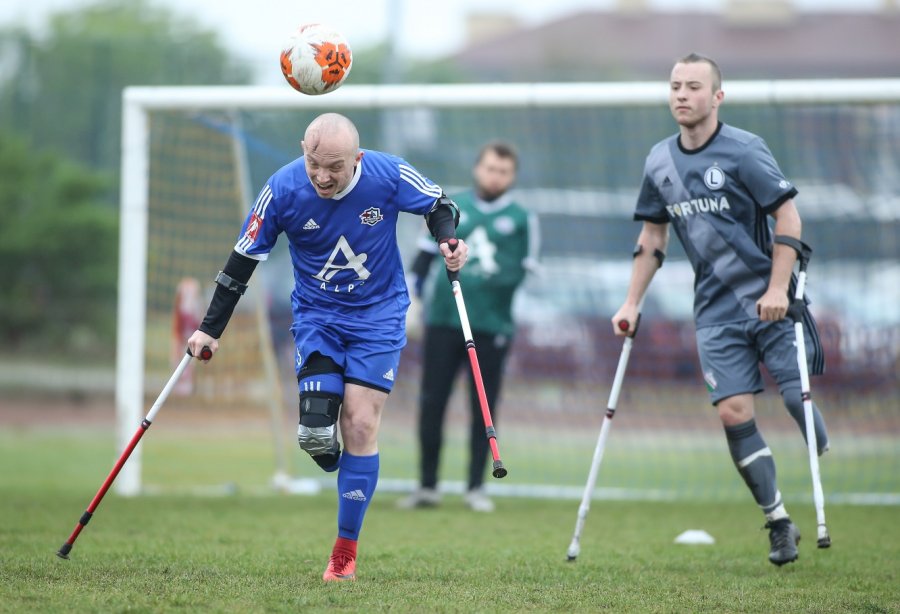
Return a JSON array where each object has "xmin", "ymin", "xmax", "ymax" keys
[
  {"xmin": 301, "ymin": 113, "xmax": 363, "ymax": 199},
  {"xmin": 304, "ymin": 113, "xmax": 359, "ymax": 154}
]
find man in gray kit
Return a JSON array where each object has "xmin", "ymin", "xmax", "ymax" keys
[{"xmin": 612, "ymin": 53, "xmax": 829, "ymax": 566}]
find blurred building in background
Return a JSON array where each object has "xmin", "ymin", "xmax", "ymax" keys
[
  {"xmin": 451, "ymin": 1, "xmax": 900, "ymax": 81},
  {"xmin": 395, "ymin": 0, "xmax": 900, "ymax": 391}
]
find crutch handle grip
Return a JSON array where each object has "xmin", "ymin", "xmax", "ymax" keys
[
  {"xmin": 444, "ymin": 238, "xmax": 460, "ymax": 282},
  {"xmin": 187, "ymin": 346, "xmax": 213, "ymax": 360},
  {"xmin": 618, "ymin": 313, "xmax": 642, "ymax": 338}
]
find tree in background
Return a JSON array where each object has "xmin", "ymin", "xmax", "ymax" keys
[
  {"xmin": 0, "ymin": 0, "xmax": 252, "ymax": 359},
  {"xmin": 0, "ymin": 132, "xmax": 116, "ymax": 357},
  {"xmin": 0, "ymin": 0, "xmax": 253, "ymax": 185}
]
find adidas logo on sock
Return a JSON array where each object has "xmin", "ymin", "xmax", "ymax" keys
[
  {"xmin": 382, "ymin": 368, "xmax": 394, "ymax": 382},
  {"xmin": 341, "ymin": 489, "xmax": 367, "ymax": 502},
  {"xmin": 303, "ymin": 218, "xmax": 320, "ymax": 230}
]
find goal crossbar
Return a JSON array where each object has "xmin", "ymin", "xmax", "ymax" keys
[{"xmin": 116, "ymin": 79, "xmax": 900, "ymax": 496}]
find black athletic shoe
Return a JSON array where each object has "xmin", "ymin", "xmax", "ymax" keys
[{"xmin": 765, "ymin": 519, "xmax": 800, "ymax": 566}]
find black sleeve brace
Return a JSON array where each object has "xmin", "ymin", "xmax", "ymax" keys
[
  {"xmin": 199, "ymin": 250, "xmax": 259, "ymax": 339},
  {"xmin": 633, "ymin": 244, "xmax": 666, "ymax": 268},
  {"xmin": 424, "ymin": 193, "xmax": 459, "ymax": 242}
]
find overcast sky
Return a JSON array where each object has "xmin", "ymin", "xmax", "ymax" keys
[{"xmin": 0, "ymin": 0, "xmax": 887, "ymax": 83}]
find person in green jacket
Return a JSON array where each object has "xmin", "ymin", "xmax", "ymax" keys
[{"xmin": 399, "ymin": 141, "xmax": 539, "ymax": 512}]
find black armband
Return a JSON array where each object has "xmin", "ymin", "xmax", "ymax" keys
[
  {"xmin": 424, "ymin": 193, "xmax": 460, "ymax": 242},
  {"xmin": 199, "ymin": 251, "xmax": 259, "ymax": 338},
  {"xmin": 633, "ymin": 244, "xmax": 666, "ymax": 268},
  {"xmin": 214, "ymin": 271, "xmax": 247, "ymax": 295}
]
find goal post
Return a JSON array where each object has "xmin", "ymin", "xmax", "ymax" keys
[{"xmin": 117, "ymin": 80, "xmax": 900, "ymax": 502}]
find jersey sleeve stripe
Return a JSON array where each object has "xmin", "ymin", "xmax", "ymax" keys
[
  {"xmin": 232, "ymin": 246, "xmax": 269, "ymax": 261},
  {"xmin": 524, "ymin": 211, "xmax": 541, "ymax": 271},
  {"xmin": 253, "ymin": 184, "xmax": 274, "ymax": 217},
  {"xmin": 235, "ymin": 185, "xmax": 274, "ymax": 254},
  {"xmin": 399, "ymin": 164, "xmax": 443, "ymax": 198},
  {"xmin": 634, "ymin": 212, "xmax": 669, "ymax": 224},
  {"xmin": 760, "ymin": 187, "xmax": 798, "ymax": 215},
  {"xmin": 236, "ymin": 236, "xmax": 252, "ymax": 253}
]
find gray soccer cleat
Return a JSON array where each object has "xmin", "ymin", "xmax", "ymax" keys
[{"xmin": 765, "ymin": 519, "xmax": 801, "ymax": 566}]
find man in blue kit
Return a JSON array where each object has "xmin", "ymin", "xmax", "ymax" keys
[
  {"xmin": 188, "ymin": 113, "xmax": 468, "ymax": 582},
  {"xmin": 612, "ymin": 54, "xmax": 829, "ymax": 567}
]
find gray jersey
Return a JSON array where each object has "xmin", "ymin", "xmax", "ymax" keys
[{"xmin": 635, "ymin": 122, "xmax": 798, "ymax": 328}]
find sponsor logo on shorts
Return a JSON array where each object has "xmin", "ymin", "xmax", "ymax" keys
[
  {"xmin": 703, "ymin": 370, "xmax": 718, "ymax": 392},
  {"xmin": 382, "ymin": 368, "xmax": 394, "ymax": 382}
]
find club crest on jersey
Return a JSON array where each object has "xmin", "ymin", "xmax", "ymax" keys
[
  {"xmin": 359, "ymin": 207, "xmax": 384, "ymax": 226},
  {"xmin": 244, "ymin": 212, "xmax": 263, "ymax": 242},
  {"xmin": 493, "ymin": 216, "xmax": 515, "ymax": 235},
  {"xmin": 704, "ymin": 165, "xmax": 726, "ymax": 190}
]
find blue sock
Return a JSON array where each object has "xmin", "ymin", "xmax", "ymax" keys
[{"xmin": 336, "ymin": 452, "xmax": 379, "ymax": 541}]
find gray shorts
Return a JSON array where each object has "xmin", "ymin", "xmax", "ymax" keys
[{"xmin": 695, "ymin": 318, "xmax": 822, "ymax": 405}]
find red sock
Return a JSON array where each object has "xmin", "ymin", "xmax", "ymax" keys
[{"xmin": 333, "ymin": 536, "xmax": 357, "ymax": 558}]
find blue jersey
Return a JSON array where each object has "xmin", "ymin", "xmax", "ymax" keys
[
  {"xmin": 234, "ymin": 149, "xmax": 442, "ymax": 329},
  {"xmin": 634, "ymin": 122, "xmax": 798, "ymax": 328}
]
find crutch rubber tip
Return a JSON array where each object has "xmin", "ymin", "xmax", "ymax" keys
[
  {"xmin": 817, "ymin": 536, "xmax": 831, "ymax": 548},
  {"xmin": 492, "ymin": 461, "xmax": 507, "ymax": 479},
  {"xmin": 56, "ymin": 543, "xmax": 72, "ymax": 559}
]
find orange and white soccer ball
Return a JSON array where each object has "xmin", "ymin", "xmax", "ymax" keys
[{"xmin": 280, "ymin": 23, "xmax": 352, "ymax": 95}]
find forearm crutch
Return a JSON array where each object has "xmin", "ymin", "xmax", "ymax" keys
[
  {"xmin": 57, "ymin": 346, "xmax": 211, "ymax": 559},
  {"xmin": 775, "ymin": 235, "xmax": 830, "ymax": 548},
  {"xmin": 566, "ymin": 308, "xmax": 641, "ymax": 561},
  {"xmin": 444, "ymin": 239, "xmax": 507, "ymax": 479}
]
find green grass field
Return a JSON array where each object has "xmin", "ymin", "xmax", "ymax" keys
[{"xmin": 1, "ymin": 428, "xmax": 898, "ymax": 613}]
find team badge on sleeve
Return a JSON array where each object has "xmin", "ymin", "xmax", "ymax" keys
[{"xmin": 244, "ymin": 212, "xmax": 263, "ymax": 242}]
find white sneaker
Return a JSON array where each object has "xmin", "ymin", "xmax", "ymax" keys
[
  {"xmin": 463, "ymin": 488, "xmax": 495, "ymax": 513},
  {"xmin": 396, "ymin": 488, "xmax": 441, "ymax": 509}
]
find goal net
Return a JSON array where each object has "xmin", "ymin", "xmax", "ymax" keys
[{"xmin": 117, "ymin": 81, "xmax": 900, "ymax": 506}]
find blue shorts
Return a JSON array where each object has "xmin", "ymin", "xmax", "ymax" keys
[
  {"xmin": 696, "ymin": 318, "xmax": 823, "ymax": 405},
  {"xmin": 290, "ymin": 304, "xmax": 406, "ymax": 394}
]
